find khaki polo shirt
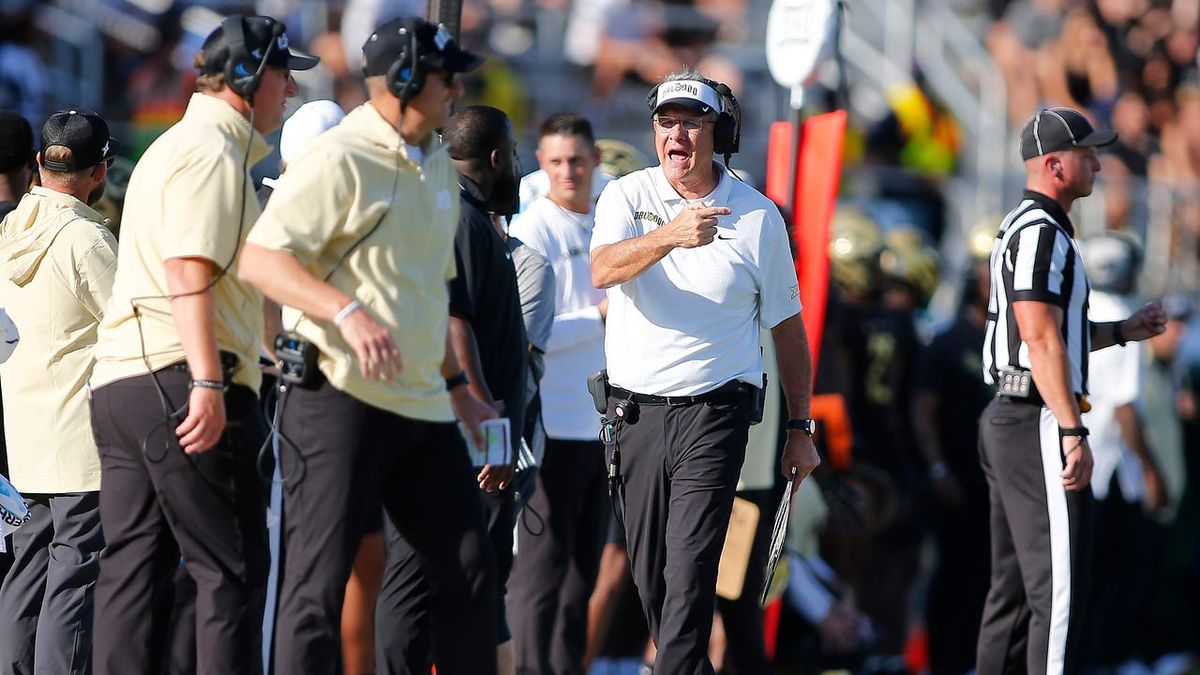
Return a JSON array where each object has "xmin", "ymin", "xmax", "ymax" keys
[
  {"xmin": 92, "ymin": 93, "xmax": 268, "ymax": 393},
  {"xmin": 0, "ymin": 187, "xmax": 117, "ymax": 493},
  {"xmin": 248, "ymin": 102, "xmax": 459, "ymax": 422}
]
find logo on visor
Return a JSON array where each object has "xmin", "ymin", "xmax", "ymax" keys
[
  {"xmin": 662, "ymin": 81, "xmax": 700, "ymax": 97},
  {"xmin": 277, "ymin": 34, "xmax": 289, "ymax": 51}
]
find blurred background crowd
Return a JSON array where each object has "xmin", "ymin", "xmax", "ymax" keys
[{"xmin": 2, "ymin": 0, "xmax": 1200, "ymax": 673}]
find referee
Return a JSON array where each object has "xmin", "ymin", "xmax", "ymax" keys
[{"xmin": 978, "ymin": 107, "xmax": 1166, "ymax": 675}]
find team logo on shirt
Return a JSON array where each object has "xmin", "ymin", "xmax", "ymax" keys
[
  {"xmin": 634, "ymin": 211, "xmax": 665, "ymax": 227},
  {"xmin": 789, "ymin": 284, "xmax": 800, "ymax": 300}
]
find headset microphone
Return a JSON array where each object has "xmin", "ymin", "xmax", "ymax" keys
[{"xmin": 242, "ymin": 22, "xmax": 284, "ymax": 100}]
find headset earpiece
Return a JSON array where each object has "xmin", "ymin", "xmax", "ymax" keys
[
  {"xmin": 221, "ymin": 17, "xmax": 255, "ymax": 98},
  {"xmin": 712, "ymin": 82, "xmax": 741, "ymax": 156},
  {"xmin": 386, "ymin": 19, "xmax": 425, "ymax": 108},
  {"xmin": 219, "ymin": 16, "xmax": 281, "ymax": 101}
]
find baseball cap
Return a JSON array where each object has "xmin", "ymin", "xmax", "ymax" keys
[
  {"xmin": 361, "ymin": 17, "xmax": 484, "ymax": 78},
  {"xmin": 0, "ymin": 110, "xmax": 33, "ymax": 173},
  {"xmin": 202, "ymin": 16, "xmax": 319, "ymax": 75},
  {"xmin": 649, "ymin": 79, "xmax": 723, "ymax": 116},
  {"xmin": 280, "ymin": 100, "xmax": 345, "ymax": 165},
  {"xmin": 1019, "ymin": 107, "xmax": 1118, "ymax": 161},
  {"xmin": 40, "ymin": 110, "xmax": 116, "ymax": 172}
]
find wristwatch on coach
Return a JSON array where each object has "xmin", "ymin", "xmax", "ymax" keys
[{"xmin": 786, "ymin": 418, "xmax": 817, "ymax": 436}]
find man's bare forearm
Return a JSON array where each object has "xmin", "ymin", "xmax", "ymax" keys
[
  {"xmin": 238, "ymin": 243, "xmax": 353, "ymax": 324},
  {"xmin": 1114, "ymin": 404, "xmax": 1157, "ymax": 468},
  {"xmin": 1027, "ymin": 335, "xmax": 1081, "ymax": 427},
  {"xmin": 771, "ymin": 313, "xmax": 813, "ymax": 419},
  {"xmin": 165, "ymin": 257, "xmax": 222, "ymax": 381},
  {"xmin": 448, "ymin": 315, "xmax": 494, "ymax": 404},
  {"xmin": 591, "ymin": 230, "xmax": 674, "ymax": 288}
]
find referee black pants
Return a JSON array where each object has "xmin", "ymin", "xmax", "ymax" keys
[
  {"xmin": 977, "ymin": 398, "xmax": 1093, "ymax": 675},
  {"xmin": 272, "ymin": 376, "xmax": 497, "ymax": 675},
  {"xmin": 90, "ymin": 370, "xmax": 269, "ymax": 675},
  {"xmin": 608, "ymin": 396, "xmax": 750, "ymax": 675}
]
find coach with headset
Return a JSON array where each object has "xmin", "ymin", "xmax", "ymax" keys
[
  {"xmin": 590, "ymin": 69, "xmax": 821, "ymax": 673},
  {"xmin": 88, "ymin": 15, "xmax": 315, "ymax": 675},
  {"xmin": 238, "ymin": 17, "xmax": 500, "ymax": 674}
]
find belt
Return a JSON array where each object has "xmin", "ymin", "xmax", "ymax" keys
[
  {"xmin": 609, "ymin": 381, "xmax": 749, "ymax": 406},
  {"xmin": 996, "ymin": 390, "xmax": 1092, "ymax": 413},
  {"xmin": 164, "ymin": 350, "xmax": 240, "ymax": 380}
]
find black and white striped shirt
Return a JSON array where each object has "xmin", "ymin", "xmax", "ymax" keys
[{"xmin": 983, "ymin": 190, "xmax": 1091, "ymax": 394}]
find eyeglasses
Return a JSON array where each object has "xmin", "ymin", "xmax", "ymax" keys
[
  {"xmin": 104, "ymin": 157, "xmax": 114, "ymax": 169},
  {"xmin": 653, "ymin": 116, "xmax": 710, "ymax": 133}
]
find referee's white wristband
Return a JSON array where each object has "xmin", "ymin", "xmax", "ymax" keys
[{"xmin": 334, "ymin": 299, "xmax": 362, "ymax": 326}]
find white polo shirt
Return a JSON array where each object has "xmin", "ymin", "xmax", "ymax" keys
[
  {"xmin": 591, "ymin": 164, "xmax": 801, "ymax": 396},
  {"xmin": 510, "ymin": 197, "xmax": 607, "ymax": 440}
]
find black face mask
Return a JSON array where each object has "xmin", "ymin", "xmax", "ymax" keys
[{"xmin": 489, "ymin": 166, "xmax": 519, "ymax": 218}]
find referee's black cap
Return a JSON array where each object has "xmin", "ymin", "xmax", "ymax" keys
[
  {"xmin": 1019, "ymin": 108, "xmax": 1117, "ymax": 161},
  {"xmin": 40, "ymin": 110, "xmax": 116, "ymax": 172}
]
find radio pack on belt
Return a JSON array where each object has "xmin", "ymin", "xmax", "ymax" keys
[
  {"xmin": 274, "ymin": 331, "xmax": 319, "ymax": 387},
  {"xmin": 587, "ymin": 369, "xmax": 610, "ymax": 415}
]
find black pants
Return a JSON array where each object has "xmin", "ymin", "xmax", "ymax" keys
[
  {"xmin": 0, "ymin": 492, "xmax": 103, "ymax": 675},
  {"xmin": 926, "ymin": 482, "xmax": 990, "ymax": 675},
  {"xmin": 715, "ymin": 487, "xmax": 777, "ymax": 675},
  {"xmin": 1081, "ymin": 478, "xmax": 1152, "ymax": 668},
  {"xmin": 976, "ymin": 398, "xmax": 1093, "ymax": 675},
  {"xmin": 375, "ymin": 488, "xmax": 514, "ymax": 674},
  {"xmin": 507, "ymin": 438, "xmax": 608, "ymax": 675},
  {"xmin": 90, "ymin": 370, "xmax": 269, "ymax": 675},
  {"xmin": 607, "ymin": 396, "xmax": 750, "ymax": 675},
  {"xmin": 272, "ymin": 377, "xmax": 497, "ymax": 675}
]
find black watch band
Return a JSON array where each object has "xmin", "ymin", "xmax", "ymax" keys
[
  {"xmin": 445, "ymin": 371, "xmax": 469, "ymax": 391},
  {"xmin": 1058, "ymin": 426, "xmax": 1089, "ymax": 438},
  {"xmin": 786, "ymin": 418, "xmax": 817, "ymax": 436}
]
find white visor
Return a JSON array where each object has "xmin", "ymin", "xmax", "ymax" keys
[{"xmin": 652, "ymin": 80, "xmax": 722, "ymax": 116}]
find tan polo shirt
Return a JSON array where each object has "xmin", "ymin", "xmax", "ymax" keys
[
  {"xmin": 92, "ymin": 93, "xmax": 268, "ymax": 393},
  {"xmin": 0, "ymin": 187, "xmax": 117, "ymax": 493},
  {"xmin": 248, "ymin": 102, "xmax": 459, "ymax": 422}
]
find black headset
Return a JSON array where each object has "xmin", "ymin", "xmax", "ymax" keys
[
  {"xmin": 384, "ymin": 18, "xmax": 426, "ymax": 108},
  {"xmin": 218, "ymin": 16, "xmax": 283, "ymax": 100},
  {"xmin": 645, "ymin": 77, "xmax": 742, "ymax": 157}
]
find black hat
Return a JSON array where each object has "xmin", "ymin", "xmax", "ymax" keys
[
  {"xmin": 1019, "ymin": 108, "xmax": 1118, "ymax": 161},
  {"xmin": 0, "ymin": 110, "xmax": 33, "ymax": 174},
  {"xmin": 40, "ymin": 110, "xmax": 116, "ymax": 172},
  {"xmin": 361, "ymin": 17, "xmax": 484, "ymax": 78},
  {"xmin": 202, "ymin": 16, "xmax": 319, "ymax": 75}
]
